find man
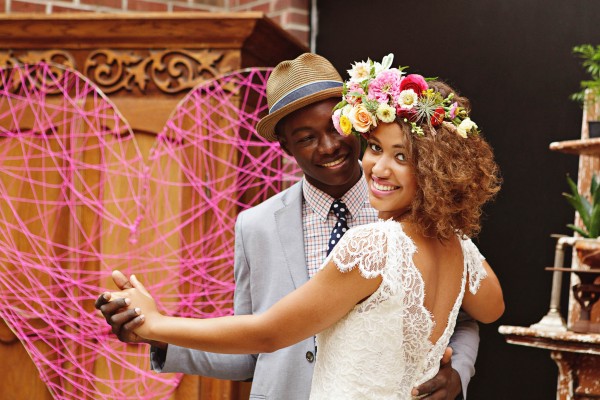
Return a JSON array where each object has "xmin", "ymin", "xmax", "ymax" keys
[{"xmin": 97, "ymin": 53, "xmax": 479, "ymax": 399}]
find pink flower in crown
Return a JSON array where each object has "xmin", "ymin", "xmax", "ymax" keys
[
  {"xmin": 332, "ymin": 108, "xmax": 342, "ymax": 134},
  {"xmin": 367, "ymin": 69, "xmax": 402, "ymax": 103},
  {"xmin": 399, "ymin": 74, "xmax": 428, "ymax": 97},
  {"xmin": 345, "ymin": 82, "xmax": 365, "ymax": 105},
  {"xmin": 449, "ymin": 102, "xmax": 459, "ymax": 119}
]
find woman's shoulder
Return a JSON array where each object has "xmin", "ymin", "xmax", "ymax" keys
[
  {"xmin": 456, "ymin": 235, "xmax": 488, "ymax": 293},
  {"xmin": 347, "ymin": 218, "xmax": 405, "ymax": 236},
  {"xmin": 457, "ymin": 235, "xmax": 485, "ymax": 260},
  {"xmin": 332, "ymin": 219, "xmax": 416, "ymax": 263}
]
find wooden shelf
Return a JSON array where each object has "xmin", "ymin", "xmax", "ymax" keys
[
  {"xmin": 499, "ymin": 325, "xmax": 600, "ymax": 354},
  {"xmin": 549, "ymin": 137, "xmax": 600, "ymax": 155},
  {"xmin": 507, "ymin": 92, "xmax": 600, "ymax": 399},
  {"xmin": 545, "ymin": 267, "xmax": 600, "ymax": 274}
]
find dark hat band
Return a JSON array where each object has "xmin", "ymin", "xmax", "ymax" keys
[{"xmin": 269, "ymin": 80, "xmax": 343, "ymax": 113}]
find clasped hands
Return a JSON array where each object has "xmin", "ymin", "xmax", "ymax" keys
[
  {"xmin": 96, "ymin": 271, "xmax": 462, "ymax": 400},
  {"xmin": 98, "ymin": 271, "xmax": 157, "ymax": 340}
]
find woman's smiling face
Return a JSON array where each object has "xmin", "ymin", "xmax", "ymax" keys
[{"xmin": 362, "ymin": 122, "xmax": 417, "ymax": 221}]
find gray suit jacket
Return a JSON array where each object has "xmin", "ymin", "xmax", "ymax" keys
[{"xmin": 157, "ymin": 180, "xmax": 480, "ymax": 399}]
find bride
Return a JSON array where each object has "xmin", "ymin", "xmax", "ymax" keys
[{"xmin": 108, "ymin": 54, "xmax": 504, "ymax": 399}]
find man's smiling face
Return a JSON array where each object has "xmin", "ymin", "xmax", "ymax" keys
[{"xmin": 277, "ymin": 98, "xmax": 362, "ymax": 199}]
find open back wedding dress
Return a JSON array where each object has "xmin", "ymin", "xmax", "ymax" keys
[{"xmin": 309, "ymin": 219, "xmax": 487, "ymax": 399}]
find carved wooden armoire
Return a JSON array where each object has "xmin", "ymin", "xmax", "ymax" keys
[{"xmin": 0, "ymin": 13, "xmax": 307, "ymax": 400}]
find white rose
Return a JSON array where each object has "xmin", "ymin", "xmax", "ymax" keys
[{"xmin": 457, "ymin": 117, "xmax": 478, "ymax": 138}]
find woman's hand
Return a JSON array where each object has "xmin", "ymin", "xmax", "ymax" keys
[{"xmin": 108, "ymin": 273, "xmax": 160, "ymax": 339}]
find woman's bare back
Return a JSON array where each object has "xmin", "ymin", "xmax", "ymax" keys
[{"xmin": 405, "ymin": 225, "xmax": 466, "ymax": 345}]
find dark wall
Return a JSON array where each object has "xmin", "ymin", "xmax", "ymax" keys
[{"xmin": 317, "ymin": 1, "xmax": 600, "ymax": 398}]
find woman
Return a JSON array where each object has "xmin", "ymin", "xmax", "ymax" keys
[{"xmin": 109, "ymin": 54, "xmax": 504, "ymax": 399}]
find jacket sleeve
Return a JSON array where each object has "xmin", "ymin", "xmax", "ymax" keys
[
  {"xmin": 153, "ymin": 212, "xmax": 258, "ymax": 380},
  {"xmin": 448, "ymin": 310, "xmax": 480, "ymax": 399}
]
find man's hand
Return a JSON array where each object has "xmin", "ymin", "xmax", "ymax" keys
[
  {"xmin": 411, "ymin": 347, "xmax": 462, "ymax": 400},
  {"xmin": 95, "ymin": 270, "xmax": 163, "ymax": 347},
  {"xmin": 108, "ymin": 274, "xmax": 160, "ymax": 340}
]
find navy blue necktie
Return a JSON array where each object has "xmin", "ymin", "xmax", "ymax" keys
[{"xmin": 327, "ymin": 199, "xmax": 349, "ymax": 256}]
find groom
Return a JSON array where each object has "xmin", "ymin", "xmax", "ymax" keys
[{"xmin": 96, "ymin": 53, "xmax": 479, "ymax": 399}]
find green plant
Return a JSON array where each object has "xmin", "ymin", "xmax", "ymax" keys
[
  {"xmin": 570, "ymin": 44, "xmax": 600, "ymax": 104},
  {"xmin": 564, "ymin": 174, "xmax": 600, "ymax": 237}
]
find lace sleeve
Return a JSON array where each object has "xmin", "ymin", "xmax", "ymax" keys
[
  {"xmin": 462, "ymin": 238, "xmax": 488, "ymax": 294},
  {"xmin": 325, "ymin": 223, "xmax": 388, "ymax": 280}
]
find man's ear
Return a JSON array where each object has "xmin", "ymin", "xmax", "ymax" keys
[
  {"xmin": 280, "ymin": 143, "xmax": 292, "ymax": 156},
  {"xmin": 277, "ymin": 135, "xmax": 292, "ymax": 156}
]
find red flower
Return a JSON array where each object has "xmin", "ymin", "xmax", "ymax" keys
[
  {"xmin": 431, "ymin": 107, "xmax": 445, "ymax": 127},
  {"xmin": 400, "ymin": 74, "xmax": 428, "ymax": 97},
  {"xmin": 397, "ymin": 108, "xmax": 418, "ymax": 122}
]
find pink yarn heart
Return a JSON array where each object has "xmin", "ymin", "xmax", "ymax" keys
[{"xmin": 0, "ymin": 63, "xmax": 301, "ymax": 399}]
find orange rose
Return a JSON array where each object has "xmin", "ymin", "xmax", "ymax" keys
[{"xmin": 348, "ymin": 104, "xmax": 375, "ymax": 133}]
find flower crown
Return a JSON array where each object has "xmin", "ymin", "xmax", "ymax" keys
[{"xmin": 332, "ymin": 53, "xmax": 479, "ymax": 138}]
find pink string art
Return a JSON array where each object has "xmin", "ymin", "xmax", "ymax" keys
[{"xmin": 0, "ymin": 63, "xmax": 301, "ymax": 399}]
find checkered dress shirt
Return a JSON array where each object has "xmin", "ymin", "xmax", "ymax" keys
[{"xmin": 302, "ymin": 175, "xmax": 378, "ymax": 278}]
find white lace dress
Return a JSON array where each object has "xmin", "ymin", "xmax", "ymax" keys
[{"xmin": 309, "ymin": 219, "xmax": 487, "ymax": 400}]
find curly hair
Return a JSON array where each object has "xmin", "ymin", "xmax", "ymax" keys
[{"xmin": 401, "ymin": 81, "xmax": 501, "ymax": 240}]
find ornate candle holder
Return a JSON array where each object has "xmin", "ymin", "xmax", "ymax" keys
[
  {"xmin": 546, "ymin": 267, "xmax": 600, "ymax": 333},
  {"xmin": 532, "ymin": 235, "xmax": 600, "ymax": 333}
]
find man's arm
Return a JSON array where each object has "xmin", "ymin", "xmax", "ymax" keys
[{"xmin": 448, "ymin": 311, "xmax": 480, "ymax": 399}]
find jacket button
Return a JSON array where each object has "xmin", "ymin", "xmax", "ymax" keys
[{"xmin": 306, "ymin": 351, "xmax": 315, "ymax": 363}]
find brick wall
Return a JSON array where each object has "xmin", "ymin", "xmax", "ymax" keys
[{"xmin": 1, "ymin": 0, "xmax": 311, "ymax": 45}]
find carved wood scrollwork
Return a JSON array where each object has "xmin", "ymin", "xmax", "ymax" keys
[
  {"xmin": 84, "ymin": 49, "xmax": 239, "ymax": 94},
  {"xmin": 0, "ymin": 50, "xmax": 76, "ymax": 94},
  {"xmin": 0, "ymin": 50, "xmax": 76, "ymax": 70},
  {"xmin": 1, "ymin": 49, "xmax": 240, "ymax": 95}
]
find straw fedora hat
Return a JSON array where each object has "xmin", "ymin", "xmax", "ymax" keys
[{"xmin": 256, "ymin": 53, "xmax": 343, "ymax": 141}]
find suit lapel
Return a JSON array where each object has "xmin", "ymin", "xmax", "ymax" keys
[{"xmin": 275, "ymin": 182, "xmax": 309, "ymax": 289}]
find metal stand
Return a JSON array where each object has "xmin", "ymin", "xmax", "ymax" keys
[{"xmin": 530, "ymin": 235, "xmax": 573, "ymax": 332}]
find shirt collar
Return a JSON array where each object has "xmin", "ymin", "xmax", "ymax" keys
[{"xmin": 302, "ymin": 173, "xmax": 369, "ymax": 222}]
